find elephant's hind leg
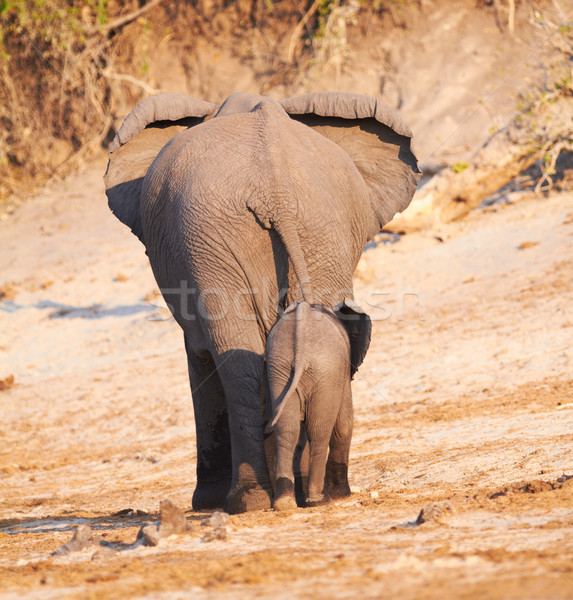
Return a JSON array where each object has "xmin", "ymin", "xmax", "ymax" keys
[
  {"xmin": 186, "ymin": 340, "xmax": 232, "ymax": 510},
  {"xmin": 273, "ymin": 407, "xmax": 301, "ymax": 512},
  {"xmin": 324, "ymin": 381, "xmax": 353, "ymax": 500},
  {"xmin": 215, "ymin": 349, "xmax": 273, "ymax": 514},
  {"xmin": 306, "ymin": 438, "xmax": 331, "ymax": 507},
  {"xmin": 306, "ymin": 386, "xmax": 344, "ymax": 506}
]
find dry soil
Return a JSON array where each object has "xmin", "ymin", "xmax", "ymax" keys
[{"xmin": 0, "ymin": 163, "xmax": 572, "ymax": 599}]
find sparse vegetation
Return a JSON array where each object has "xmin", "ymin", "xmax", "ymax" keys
[
  {"xmin": 451, "ymin": 162, "xmax": 469, "ymax": 174},
  {"xmin": 0, "ymin": 0, "xmax": 119, "ymax": 198}
]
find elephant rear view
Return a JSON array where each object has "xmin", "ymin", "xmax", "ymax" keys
[
  {"xmin": 266, "ymin": 301, "xmax": 370, "ymax": 510},
  {"xmin": 104, "ymin": 91, "xmax": 419, "ymax": 513}
]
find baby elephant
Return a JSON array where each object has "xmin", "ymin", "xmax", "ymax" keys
[{"xmin": 266, "ymin": 301, "xmax": 357, "ymax": 510}]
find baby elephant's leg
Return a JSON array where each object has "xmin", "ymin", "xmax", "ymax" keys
[
  {"xmin": 324, "ymin": 380, "xmax": 353, "ymax": 499},
  {"xmin": 273, "ymin": 411, "xmax": 300, "ymax": 511},
  {"xmin": 306, "ymin": 438, "xmax": 331, "ymax": 506},
  {"xmin": 305, "ymin": 387, "xmax": 340, "ymax": 506}
]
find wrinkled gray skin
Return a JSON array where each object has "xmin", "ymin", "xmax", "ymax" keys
[
  {"xmin": 266, "ymin": 301, "xmax": 365, "ymax": 510},
  {"xmin": 104, "ymin": 91, "xmax": 420, "ymax": 514}
]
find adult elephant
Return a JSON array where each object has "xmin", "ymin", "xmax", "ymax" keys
[{"xmin": 104, "ymin": 91, "xmax": 420, "ymax": 513}]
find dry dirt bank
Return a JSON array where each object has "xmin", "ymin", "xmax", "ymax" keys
[{"xmin": 0, "ymin": 163, "xmax": 572, "ymax": 599}]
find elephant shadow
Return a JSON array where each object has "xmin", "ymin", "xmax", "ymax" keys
[{"xmin": 36, "ymin": 300, "xmax": 158, "ymax": 320}]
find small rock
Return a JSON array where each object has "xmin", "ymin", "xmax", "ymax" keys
[
  {"xmin": 52, "ymin": 524, "xmax": 101, "ymax": 556},
  {"xmin": 137, "ymin": 500, "xmax": 193, "ymax": 546},
  {"xmin": 415, "ymin": 502, "xmax": 453, "ymax": 525},
  {"xmin": 0, "ymin": 374, "xmax": 15, "ymax": 392},
  {"xmin": 350, "ymin": 486, "xmax": 362, "ymax": 494},
  {"xmin": 0, "ymin": 282, "xmax": 17, "ymax": 302},
  {"xmin": 369, "ymin": 491, "xmax": 379, "ymax": 499},
  {"xmin": 201, "ymin": 526, "xmax": 227, "ymax": 543},
  {"xmin": 516, "ymin": 480, "xmax": 554, "ymax": 494},
  {"xmin": 111, "ymin": 508, "xmax": 135, "ymax": 517},
  {"xmin": 140, "ymin": 524, "xmax": 160, "ymax": 547},
  {"xmin": 158, "ymin": 499, "xmax": 193, "ymax": 537},
  {"xmin": 92, "ymin": 546, "xmax": 116, "ymax": 560},
  {"xmin": 201, "ymin": 511, "xmax": 230, "ymax": 528},
  {"xmin": 199, "ymin": 511, "xmax": 229, "ymax": 543}
]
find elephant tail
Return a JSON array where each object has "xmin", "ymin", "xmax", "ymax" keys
[
  {"xmin": 270, "ymin": 301, "xmax": 308, "ymax": 428},
  {"xmin": 274, "ymin": 220, "xmax": 313, "ymax": 304},
  {"xmin": 247, "ymin": 198, "xmax": 312, "ymax": 303}
]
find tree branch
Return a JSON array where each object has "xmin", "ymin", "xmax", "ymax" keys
[
  {"xmin": 101, "ymin": 68, "xmax": 161, "ymax": 95},
  {"xmin": 287, "ymin": 0, "xmax": 321, "ymax": 64},
  {"xmin": 508, "ymin": 0, "xmax": 515, "ymax": 35},
  {"xmin": 89, "ymin": 0, "xmax": 165, "ymax": 34}
]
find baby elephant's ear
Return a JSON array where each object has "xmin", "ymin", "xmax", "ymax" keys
[
  {"xmin": 281, "ymin": 91, "xmax": 421, "ymax": 236},
  {"xmin": 333, "ymin": 299, "xmax": 372, "ymax": 378}
]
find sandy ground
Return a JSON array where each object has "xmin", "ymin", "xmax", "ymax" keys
[{"xmin": 0, "ymin": 160, "xmax": 572, "ymax": 599}]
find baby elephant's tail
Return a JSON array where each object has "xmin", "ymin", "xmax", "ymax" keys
[{"xmin": 269, "ymin": 301, "xmax": 308, "ymax": 428}]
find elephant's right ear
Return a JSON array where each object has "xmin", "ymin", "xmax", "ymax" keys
[
  {"xmin": 280, "ymin": 92, "xmax": 421, "ymax": 237},
  {"xmin": 104, "ymin": 94, "xmax": 217, "ymax": 243},
  {"xmin": 333, "ymin": 298, "xmax": 372, "ymax": 378}
]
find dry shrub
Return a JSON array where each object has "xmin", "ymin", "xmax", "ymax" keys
[{"xmin": 0, "ymin": 0, "xmax": 162, "ymax": 202}]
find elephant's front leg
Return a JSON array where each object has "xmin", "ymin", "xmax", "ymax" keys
[
  {"xmin": 186, "ymin": 341, "xmax": 233, "ymax": 510},
  {"xmin": 216, "ymin": 350, "xmax": 273, "ymax": 514},
  {"xmin": 324, "ymin": 381, "xmax": 353, "ymax": 500}
]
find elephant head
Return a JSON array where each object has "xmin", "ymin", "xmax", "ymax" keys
[{"xmin": 105, "ymin": 91, "xmax": 420, "ymax": 244}]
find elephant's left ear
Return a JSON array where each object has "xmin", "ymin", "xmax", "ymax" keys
[
  {"xmin": 280, "ymin": 92, "xmax": 421, "ymax": 236},
  {"xmin": 105, "ymin": 94, "xmax": 217, "ymax": 243},
  {"xmin": 333, "ymin": 298, "xmax": 372, "ymax": 378}
]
